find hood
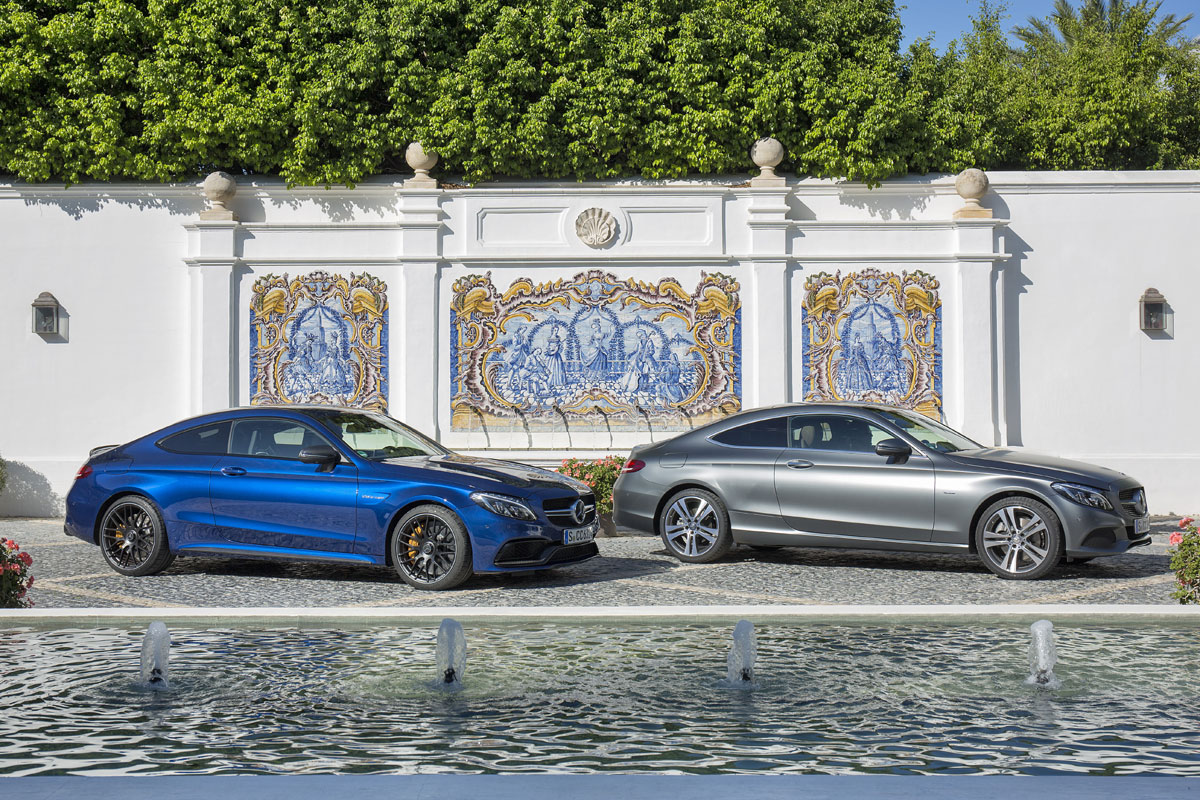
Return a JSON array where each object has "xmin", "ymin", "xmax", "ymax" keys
[
  {"xmin": 945, "ymin": 448, "xmax": 1132, "ymax": 488},
  {"xmin": 378, "ymin": 453, "xmax": 586, "ymax": 493}
]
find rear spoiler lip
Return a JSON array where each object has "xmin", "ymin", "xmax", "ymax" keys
[{"xmin": 88, "ymin": 444, "xmax": 121, "ymax": 459}]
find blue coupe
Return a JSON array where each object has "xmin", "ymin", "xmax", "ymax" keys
[{"xmin": 65, "ymin": 406, "xmax": 600, "ymax": 589}]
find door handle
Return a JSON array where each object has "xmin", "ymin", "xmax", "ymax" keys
[
  {"xmin": 220, "ymin": 466, "xmax": 247, "ymax": 476},
  {"xmin": 785, "ymin": 460, "xmax": 814, "ymax": 470}
]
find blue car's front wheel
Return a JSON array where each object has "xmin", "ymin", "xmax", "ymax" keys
[
  {"xmin": 99, "ymin": 496, "xmax": 176, "ymax": 577},
  {"xmin": 391, "ymin": 505, "xmax": 474, "ymax": 590}
]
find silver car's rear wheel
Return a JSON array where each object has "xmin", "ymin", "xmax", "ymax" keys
[
  {"xmin": 659, "ymin": 488, "xmax": 732, "ymax": 563},
  {"xmin": 975, "ymin": 497, "xmax": 1063, "ymax": 580}
]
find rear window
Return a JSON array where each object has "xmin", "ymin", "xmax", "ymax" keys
[
  {"xmin": 710, "ymin": 416, "xmax": 787, "ymax": 448},
  {"xmin": 158, "ymin": 421, "xmax": 230, "ymax": 455}
]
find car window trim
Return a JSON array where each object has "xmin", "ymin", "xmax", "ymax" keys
[{"xmin": 226, "ymin": 416, "xmax": 349, "ymax": 464}]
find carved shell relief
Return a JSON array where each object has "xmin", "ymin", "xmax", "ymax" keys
[{"xmin": 575, "ymin": 208, "xmax": 617, "ymax": 248}]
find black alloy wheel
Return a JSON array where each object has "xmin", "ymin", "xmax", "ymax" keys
[
  {"xmin": 98, "ymin": 496, "xmax": 175, "ymax": 576},
  {"xmin": 391, "ymin": 505, "xmax": 474, "ymax": 590}
]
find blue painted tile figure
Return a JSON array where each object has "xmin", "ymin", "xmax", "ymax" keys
[
  {"xmin": 802, "ymin": 269, "xmax": 942, "ymax": 418},
  {"xmin": 450, "ymin": 270, "xmax": 741, "ymax": 431}
]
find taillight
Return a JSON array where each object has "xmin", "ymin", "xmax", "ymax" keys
[
  {"xmin": 75, "ymin": 464, "xmax": 93, "ymax": 480},
  {"xmin": 621, "ymin": 459, "xmax": 645, "ymax": 474}
]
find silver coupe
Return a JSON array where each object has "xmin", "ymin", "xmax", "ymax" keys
[{"xmin": 612, "ymin": 403, "xmax": 1151, "ymax": 579}]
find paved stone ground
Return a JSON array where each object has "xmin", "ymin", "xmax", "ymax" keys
[{"xmin": 2, "ymin": 516, "xmax": 1187, "ymax": 608}]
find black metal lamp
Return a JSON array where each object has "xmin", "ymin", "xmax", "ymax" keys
[
  {"xmin": 32, "ymin": 292, "xmax": 61, "ymax": 335},
  {"xmin": 1139, "ymin": 288, "xmax": 1166, "ymax": 332}
]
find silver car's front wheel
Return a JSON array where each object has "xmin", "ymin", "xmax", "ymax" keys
[
  {"xmin": 659, "ymin": 488, "xmax": 732, "ymax": 563},
  {"xmin": 975, "ymin": 497, "xmax": 1063, "ymax": 580}
]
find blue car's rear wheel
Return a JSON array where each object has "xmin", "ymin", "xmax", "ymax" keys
[
  {"xmin": 391, "ymin": 505, "xmax": 473, "ymax": 590},
  {"xmin": 98, "ymin": 496, "xmax": 175, "ymax": 577}
]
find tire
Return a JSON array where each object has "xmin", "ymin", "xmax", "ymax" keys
[
  {"xmin": 98, "ymin": 496, "xmax": 176, "ymax": 577},
  {"xmin": 974, "ymin": 496, "xmax": 1063, "ymax": 580},
  {"xmin": 658, "ymin": 488, "xmax": 733, "ymax": 563},
  {"xmin": 390, "ymin": 505, "xmax": 474, "ymax": 590}
]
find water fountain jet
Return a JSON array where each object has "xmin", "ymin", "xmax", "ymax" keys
[
  {"xmin": 1026, "ymin": 619, "xmax": 1060, "ymax": 689},
  {"xmin": 140, "ymin": 621, "xmax": 170, "ymax": 689},
  {"xmin": 436, "ymin": 618, "xmax": 466, "ymax": 686},
  {"xmin": 727, "ymin": 619, "xmax": 757, "ymax": 684}
]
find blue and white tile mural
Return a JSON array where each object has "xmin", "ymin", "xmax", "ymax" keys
[
  {"xmin": 450, "ymin": 270, "xmax": 741, "ymax": 431},
  {"xmin": 250, "ymin": 271, "xmax": 388, "ymax": 410},
  {"xmin": 802, "ymin": 269, "xmax": 942, "ymax": 418}
]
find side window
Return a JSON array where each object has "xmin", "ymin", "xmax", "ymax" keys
[
  {"xmin": 229, "ymin": 418, "xmax": 331, "ymax": 460},
  {"xmin": 788, "ymin": 415, "xmax": 893, "ymax": 454},
  {"xmin": 710, "ymin": 416, "xmax": 787, "ymax": 448},
  {"xmin": 159, "ymin": 421, "xmax": 231, "ymax": 455}
]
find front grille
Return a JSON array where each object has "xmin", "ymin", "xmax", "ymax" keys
[
  {"xmin": 543, "ymin": 493, "xmax": 596, "ymax": 527},
  {"xmin": 1119, "ymin": 487, "xmax": 1147, "ymax": 517}
]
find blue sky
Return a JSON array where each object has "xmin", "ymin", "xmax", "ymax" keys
[{"xmin": 898, "ymin": 0, "xmax": 1200, "ymax": 51}]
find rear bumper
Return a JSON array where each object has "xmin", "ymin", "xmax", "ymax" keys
[{"xmin": 612, "ymin": 475, "xmax": 658, "ymax": 534}]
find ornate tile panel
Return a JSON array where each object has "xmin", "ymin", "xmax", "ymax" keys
[
  {"xmin": 250, "ymin": 271, "xmax": 388, "ymax": 410},
  {"xmin": 801, "ymin": 269, "xmax": 941, "ymax": 417},
  {"xmin": 450, "ymin": 270, "xmax": 741, "ymax": 431}
]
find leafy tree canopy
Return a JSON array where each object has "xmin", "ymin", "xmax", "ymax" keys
[{"xmin": 0, "ymin": 0, "xmax": 1197, "ymax": 185}]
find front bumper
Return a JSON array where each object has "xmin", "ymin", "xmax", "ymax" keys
[{"xmin": 1057, "ymin": 496, "xmax": 1151, "ymax": 557}]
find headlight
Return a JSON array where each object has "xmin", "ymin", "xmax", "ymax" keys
[
  {"xmin": 1052, "ymin": 482, "xmax": 1112, "ymax": 510},
  {"xmin": 470, "ymin": 492, "xmax": 537, "ymax": 521}
]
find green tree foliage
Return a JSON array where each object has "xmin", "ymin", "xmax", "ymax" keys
[{"xmin": 0, "ymin": 0, "xmax": 1197, "ymax": 184}]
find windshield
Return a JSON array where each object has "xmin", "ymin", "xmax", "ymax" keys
[
  {"xmin": 308, "ymin": 410, "xmax": 448, "ymax": 461},
  {"xmin": 875, "ymin": 410, "xmax": 981, "ymax": 454}
]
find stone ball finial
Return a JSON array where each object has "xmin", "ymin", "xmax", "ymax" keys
[
  {"xmin": 405, "ymin": 142, "xmax": 439, "ymax": 187},
  {"xmin": 955, "ymin": 168, "xmax": 989, "ymax": 202},
  {"xmin": 953, "ymin": 168, "xmax": 992, "ymax": 219},
  {"xmin": 200, "ymin": 171, "xmax": 237, "ymax": 220},
  {"xmin": 749, "ymin": 137, "xmax": 786, "ymax": 187}
]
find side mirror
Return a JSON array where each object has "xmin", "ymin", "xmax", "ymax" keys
[
  {"xmin": 299, "ymin": 445, "xmax": 341, "ymax": 471},
  {"xmin": 874, "ymin": 438, "xmax": 912, "ymax": 459}
]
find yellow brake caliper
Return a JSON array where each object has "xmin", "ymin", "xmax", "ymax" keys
[{"xmin": 407, "ymin": 523, "xmax": 421, "ymax": 559}]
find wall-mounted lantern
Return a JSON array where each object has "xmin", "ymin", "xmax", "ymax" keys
[
  {"xmin": 1139, "ymin": 287, "xmax": 1167, "ymax": 332},
  {"xmin": 32, "ymin": 292, "xmax": 61, "ymax": 335}
]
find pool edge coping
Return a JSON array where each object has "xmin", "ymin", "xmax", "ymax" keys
[{"xmin": 3, "ymin": 603, "xmax": 1199, "ymax": 624}]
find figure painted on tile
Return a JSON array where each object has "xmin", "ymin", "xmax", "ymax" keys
[
  {"xmin": 871, "ymin": 330, "xmax": 905, "ymax": 392},
  {"xmin": 841, "ymin": 334, "xmax": 874, "ymax": 393},
  {"xmin": 658, "ymin": 349, "xmax": 685, "ymax": 403},
  {"xmin": 581, "ymin": 319, "xmax": 610, "ymax": 380},
  {"xmin": 543, "ymin": 328, "xmax": 568, "ymax": 388},
  {"xmin": 619, "ymin": 329, "xmax": 659, "ymax": 395},
  {"xmin": 506, "ymin": 327, "xmax": 534, "ymax": 390}
]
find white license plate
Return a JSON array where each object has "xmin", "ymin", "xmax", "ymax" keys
[
  {"xmin": 1134, "ymin": 516, "xmax": 1150, "ymax": 536},
  {"xmin": 565, "ymin": 522, "xmax": 598, "ymax": 544}
]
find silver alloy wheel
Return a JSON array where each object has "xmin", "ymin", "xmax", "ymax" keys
[
  {"xmin": 664, "ymin": 495, "xmax": 720, "ymax": 558},
  {"xmin": 980, "ymin": 504, "xmax": 1052, "ymax": 575}
]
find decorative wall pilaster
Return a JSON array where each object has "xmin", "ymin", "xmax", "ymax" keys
[
  {"xmin": 397, "ymin": 189, "xmax": 445, "ymax": 438},
  {"xmin": 184, "ymin": 220, "xmax": 239, "ymax": 414},
  {"xmin": 744, "ymin": 187, "xmax": 792, "ymax": 408}
]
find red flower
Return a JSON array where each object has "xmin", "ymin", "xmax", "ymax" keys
[
  {"xmin": 1170, "ymin": 531, "xmax": 1183, "ymax": 546},
  {"xmin": 17, "ymin": 552, "xmax": 32, "ymax": 568},
  {"xmin": 26, "ymin": 576, "xmax": 33, "ymax": 587},
  {"xmin": 1179, "ymin": 517, "xmax": 1195, "ymax": 529}
]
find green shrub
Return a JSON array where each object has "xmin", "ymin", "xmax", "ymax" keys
[
  {"xmin": 1170, "ymin": 517, "xmax": 1200, "ymax": 604},
  {"xmin": 0, "ymin": 538, "xmax": 33, "ymax": 608},
  {"xmin": 559, "ymin": 455, "xmax": 626, "ymax": 515}
]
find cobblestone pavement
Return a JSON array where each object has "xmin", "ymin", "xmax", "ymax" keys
[{"xmin": 2, "ymin": 516, "xmax": 1188, "ymax": 608}]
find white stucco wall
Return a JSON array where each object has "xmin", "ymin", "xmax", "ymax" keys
[{"xmin": 0, "ymin": 171, "xmax": 1196, "ymax": 515}]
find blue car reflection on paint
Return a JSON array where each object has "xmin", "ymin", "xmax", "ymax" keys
[{"xmin": 65, "ymin": 406, "xmax": 600, "ymax": 590}]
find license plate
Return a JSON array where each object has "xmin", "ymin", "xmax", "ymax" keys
[
  {"xmin": 565, "ymin": 521, "xmax": 598, "ymax": 544},
  {"xmin": 1134, "ymin": 516, "xmax": 1150, "ymax": 536}
]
